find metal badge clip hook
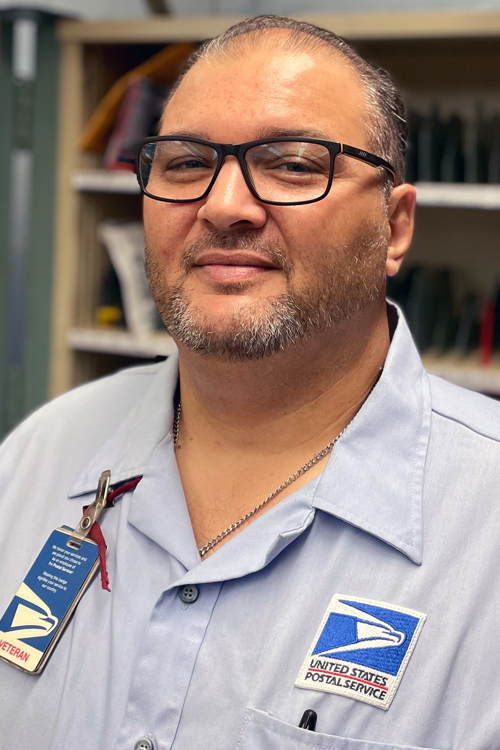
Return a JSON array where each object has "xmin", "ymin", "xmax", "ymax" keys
[{"xmin": 68, "ymin": 470, "xmax": 111, "ymax": 549}]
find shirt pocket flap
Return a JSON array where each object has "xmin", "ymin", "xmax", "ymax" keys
[{"xmin": 237, "ymin": 707, "xmax": 441, "ymax": 750}]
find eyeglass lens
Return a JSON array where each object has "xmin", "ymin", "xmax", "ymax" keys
[{"xmin": 139, "ymin": 140, "xmax": 332, "ymax": 203}]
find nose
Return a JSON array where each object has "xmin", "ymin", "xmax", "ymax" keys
[{"xmin": 196, "ymin": 156, "xmax": 267, "ymax": 232}]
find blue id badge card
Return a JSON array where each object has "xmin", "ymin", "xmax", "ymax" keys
[{"xmin": 0, "ymin": 526, "xmax": 99, "ymax": 674}]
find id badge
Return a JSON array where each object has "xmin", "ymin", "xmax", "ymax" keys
[{"xmin": 0, "ymin": 526, "xmax": 99, "ymax": 674}]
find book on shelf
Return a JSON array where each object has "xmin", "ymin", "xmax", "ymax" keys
[
  {"xmin": 406, "ymin": 106, "xmax": 500, "ymax": 186},
  {"xmin": 488, "ymin": 116, "xmax": 500, "ymax": 183},
  {"xmin": 455, "ymin": 295, "xmax": 479, "ymax": 356},
  {"xmin": 480, "ymin": 297, "xmax": 495, "ymax": 365},
  {"xmin": 103, "ymin": 77, "xmax": 168, "ymax": 171},
  {"xmin": 386, "ymin": 265, "xmax": 492, "ymax": 361},
  {"xmin": 98, "ymin": 220, "xmax": 160, "ymax": 335},
  {"xmin": 440, "ymin": 115, "xmax": 465, "ymax": 183},
  {"xmin": 80, "ymin": 43, "xmax": 196, "ymax": 155},
  {"xmin": 417, "ymin": 108, "xmax": 447, "ymax": 183}
]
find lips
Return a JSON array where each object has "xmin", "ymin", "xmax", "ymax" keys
[
  {"xmin": 194, "ymin": 252, "xmax": 278, "ymax": 269},
  {"xmin": 193, "ymin": 251, "xmax": 279, "ymax": 283}
]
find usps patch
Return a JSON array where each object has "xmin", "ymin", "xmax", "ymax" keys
[{"xmin": 295, "ymin": 594, "xmax": 426, "ymax": 710}]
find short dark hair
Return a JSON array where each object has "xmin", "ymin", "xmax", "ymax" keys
[{"xmin": 169, "ymin": 15, "xmax": 407, "ymax": 188}]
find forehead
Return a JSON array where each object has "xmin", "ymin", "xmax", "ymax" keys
[{"xmin": 161, "ymin": 39, "xmax": 371, "ymax": 147}]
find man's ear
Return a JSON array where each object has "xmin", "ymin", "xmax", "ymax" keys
[{"xmin": 386, "ymin": 184, "xmax": 417, "ymax": 277}]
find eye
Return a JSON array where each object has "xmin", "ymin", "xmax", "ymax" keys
[
  {"xmin": 167, "ymin": 158, "xmax": 209, "ymax": 171},
  {"xmin": 276, "ymin": 160, "xmax": 320, "ymax": 173}
]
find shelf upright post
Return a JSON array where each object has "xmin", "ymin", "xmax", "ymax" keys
[
  {"xmin": 48, "ymin": 31, "xmax": 83, "ymax": 399},
  {"xmin": 1, "ymin": 8, "xmax": 37, "ymax": 436},
  {"xmin": 0, "ymin": 8, "xmax": 60, "ymax": 438},
  {"xmin": 0, "ymin": 16, "xmax": 15, "ymax": 439}
]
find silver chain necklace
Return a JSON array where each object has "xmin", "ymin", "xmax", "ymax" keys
[{"xmin": 173, "ymin": 403, "xmax": 348, "ymax": 558}]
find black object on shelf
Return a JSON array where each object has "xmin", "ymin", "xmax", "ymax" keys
[
  {"xmin": 405, "ymin": 106, "xmax": 500, "ymax": 184},
  {"xmin": 418, "ymin": 108, "xmax": 447, "ymax": 182},
  {"xmin": 455, "ymin": 294, "xmax": 479, "ymax": 355},
  {"xmin": 405, "ymin": 112, "xmax": 422, "ymax": 184},
  {"xmin": 440, "ymin": 115, "xmax": 465, "ymax": 183},
  {"xmin": 405, "ymin": 267, "xmax": 443, "ymax": 352},
  {"xmin": 488, "ymin": 116, "xmax": 500, "ymax": 184},
  {"xmin": 431, "ymin": 269, "xmax": 457, "ymax": 351},
  {"xmin": 96, "ymin": 267, "xmax": 124, "ymax": 328}
]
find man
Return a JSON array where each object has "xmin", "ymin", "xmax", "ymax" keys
[{"xmin": 0, "ymin": 14, "xmax": 499, "ymax": 750}]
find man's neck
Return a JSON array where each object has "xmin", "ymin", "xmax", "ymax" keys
[{"xmin": 176, "ymin": 299, "xmax": 390, "ymax": 455}]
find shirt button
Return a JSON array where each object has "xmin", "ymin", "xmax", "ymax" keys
[
  {"xmin": 179, "ymin": 584, "xmax": 199, "ymax": 604},
  {"xmin": 134, "ymin": 739, "xmax": 154, "ymax": 750}
]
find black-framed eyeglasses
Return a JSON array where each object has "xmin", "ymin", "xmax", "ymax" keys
[{"xmin": 136, "ymin": 136, "xmax": 396, "ymax": 207}]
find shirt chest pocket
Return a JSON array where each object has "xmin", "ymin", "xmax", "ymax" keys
[{"xmin": 237, "ymin": 708, "xmax": 442, "ymax": 750}]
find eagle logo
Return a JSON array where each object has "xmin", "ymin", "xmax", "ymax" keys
[{"xmin": 6, "ymin": 583, "xmax": 58, "ymax": 641}]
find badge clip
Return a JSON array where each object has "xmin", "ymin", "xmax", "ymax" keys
[
  {"xmin": 68, "ymin": 470, "xmax": 111, "ymax": 549},
  {"xmin": 0, "ymin": 469, "xmax": 143, "ymax": 674},
  {"xmin": 0, "ymin": 527, "xmax": 101, "ymax": 674}
]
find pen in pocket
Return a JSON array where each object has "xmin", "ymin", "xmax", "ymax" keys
[{"xmin": 298, "ymin": 709, "xmax": 317, "ymax": 731}]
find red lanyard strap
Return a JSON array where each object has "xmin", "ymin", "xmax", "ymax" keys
[
  {"xmin": 83, "ymin": 476, "xmax": 143, "ymax": 591},
  {"xmin": 106, "ymin": 476, "xmax": 143, "ymax": 505}
]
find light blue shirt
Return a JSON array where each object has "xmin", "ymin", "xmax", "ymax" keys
[{"xmin": 1, "ymin": 307, "xmax": 500, "ymax": 750}]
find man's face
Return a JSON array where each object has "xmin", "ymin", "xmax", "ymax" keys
[{"xmin": 144, "ymin": 40, "xmax": 389, "ymax": 358}]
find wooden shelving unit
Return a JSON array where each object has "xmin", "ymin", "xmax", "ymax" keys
[
  {"xmin": 69, "ymin": 171, "xmax": 500, "ymax": 209},
  {"xmin": 67, "ymin": 328, "xmax": 176, "ymax": 358},
  {"xmin": 415, "ymin": 183, "xmax": 500, "ymax": 210},
  {"xmin": 422, "ymin": 351, "xmax": 500, "ymax": 395},
  {"xmin": 70, "ymin": 169, "xmax": 140, "ymax": 194},
  {"xmin": 50, "ymin": 11, "xmax": 500, "ymax": 397}
]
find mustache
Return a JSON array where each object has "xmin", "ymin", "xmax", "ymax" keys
[{"xmin": 180, "ymin": 230, "xmax": 293, "ymax": 276}]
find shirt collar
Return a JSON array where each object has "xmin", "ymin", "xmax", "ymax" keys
[
  {"xmin": 313, "ymin": 305, "xmax": 430, "ymax": 564},
  {"xmin": 68, "ymin": 304, "xmax": 430, "ymax": 565},
  {"xmin": 68, "ymin": 354, "xmax": 179, "ymax": 497}
]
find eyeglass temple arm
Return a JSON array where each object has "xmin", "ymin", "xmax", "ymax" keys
[{"xmin": 341, "ymin": 144, "xmax": 397, "ymax": 182}]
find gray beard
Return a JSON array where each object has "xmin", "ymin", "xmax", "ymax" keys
[{"xmin": 146, "ymin": 227, "xmax": 387, "ymax": 360}]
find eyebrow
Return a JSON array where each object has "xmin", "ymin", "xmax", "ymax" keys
[
  {"xmin": 160, "ymin": 127, "xmax": 333, "ymax": 143},
  {"xmin": 257, "ymin": 127, "xmax": 332, "ymax": 141},
  {"xmin": 161, "ymin": 129, "xmax": 212, "ymax": 140}
]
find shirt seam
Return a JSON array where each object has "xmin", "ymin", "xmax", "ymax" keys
[
  {"xmin": 238, "ymin": 711, "xmax": 344, "ymax": 749},
  {"xmin": 410, "ymin": 370, "xmax": 431, "ymax": 551},
  {"xmin": 430, "ymin": 408, "xmax": 500, "ymax": 444},
  {"xmin": 170, "ymin": 584, "xmax": 224, "ymax": 748},
  {"xmin": 311, "ymin": 499, "xmax": 413, "ymax": 554}
]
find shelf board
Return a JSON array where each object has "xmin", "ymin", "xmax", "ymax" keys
[
  {"xmin": 57, "ymin": 10, "xmax": 500, "ymax": 44},
  {"xmin": 68, "ymin": 331, "xmax": 500, "ymax": 393},
  {"xmin": 70, "ymin": 171, "xmax": 500, "ymax": 209},
  {"xmin": 423, "ymin": 350, "xmax": 500, "ymax": 394},
  {"xmin": 71, "ymin": 169, "xmax": 140, "ymax": 194},
  {"xmin": 68, "ymin": 328, "xmax": 177, "ymax": 358},
  {"xmin": 415, "ymin": 182, "xmax": 500, "ymax": 210}
]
